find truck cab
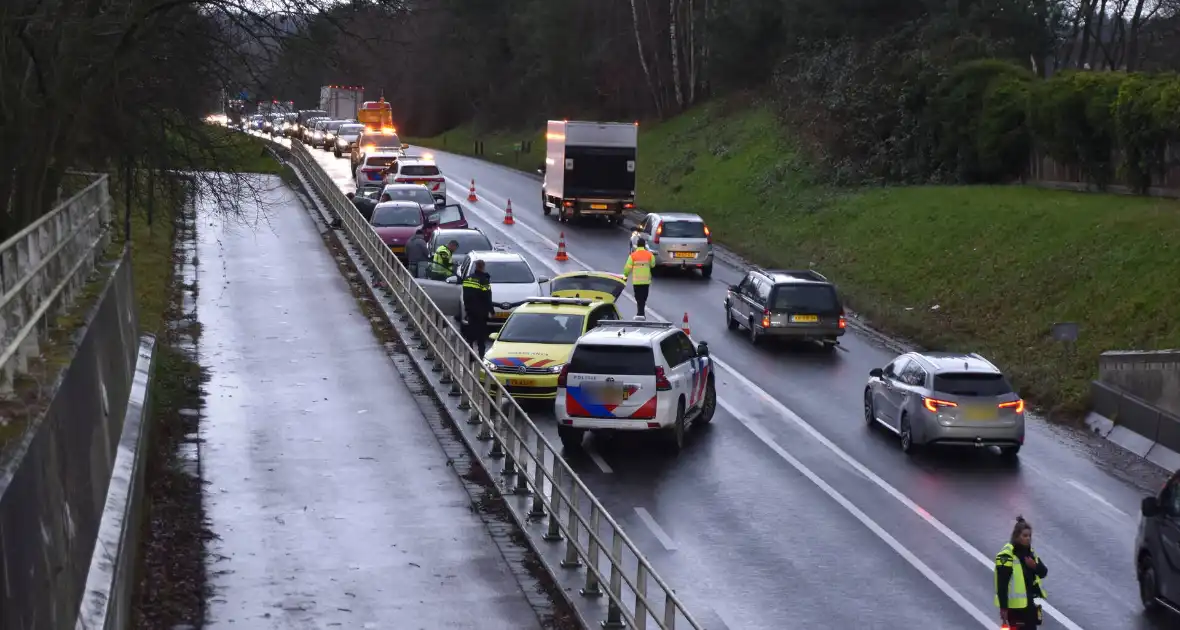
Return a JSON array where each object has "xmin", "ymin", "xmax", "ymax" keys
[{"xmin": 541, "ymin": 120, "xmax": 637, "ymax": 225}]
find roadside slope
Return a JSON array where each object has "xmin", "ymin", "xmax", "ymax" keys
[{"xmin": 411, "ymin": 99, "xmax": 1180, "ymax": 414}]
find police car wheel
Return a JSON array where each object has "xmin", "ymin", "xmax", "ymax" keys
[
  {"xmin": 665, "ymin": 401, "xmax": 686, "ymax": 453},
  {"xmin": 1140, "ymin": 562, "xmax": 1163, "ymax": 612},
  {"xmin": 698, "ymin": 380, "xmax": 716, "ymax": 424},
  {"xmin": 558, "ymin": 426, "xmax": 584, "ymax": 452}
]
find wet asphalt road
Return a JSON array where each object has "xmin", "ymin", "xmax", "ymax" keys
[
  {"xmin": 308, "ymin": 143, "xmax": 1174, "ymax": 628},
  {"xmin": 194, "ymin": 175, "xmax": 542, "ymax": 629}
]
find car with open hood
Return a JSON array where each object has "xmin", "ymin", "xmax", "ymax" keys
[
  {"xmin": 481, "ymin": 297, "xmax": 621, "ymax": 401},
  {"xmin": 548, "ymin": 270, "xmax": 626, "ymax": 304}
]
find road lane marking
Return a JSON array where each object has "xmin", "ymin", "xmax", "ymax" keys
[
  {"xmin": 586, "ymin": 447, "xmax": 614, "ymax": 474},
  {"xmin": 727, "ymin": 406, "xmax": 994, "ymax": 627},
  {"xmin": 320, "ymin": 150, "xmax": 1086, "ymax": 630},
  {"xmin": 1066, "ymin": 479, "xmax": 1130, "ymax": 519},
  {"xmin": 436, "ymin": 176, "xmax": 1089, "ymax": 630},
  {"xmin": 634, "ymin": 507, "xmax": 678, "ymax": 551}
]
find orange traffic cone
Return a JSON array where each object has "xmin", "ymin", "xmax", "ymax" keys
[
  {"xmin": 555, "ymin": 232, "xmax": 569, "ymax": 261},
  {"xmin": 503, "ymin": 199, "xmax": 515, "ymax": 225},
  {"xmin": 467, "ymin": 179, "xmax": 478, "ymax": 202},
  {"xmin": 681, "ymin": 312, "xmax": 691, "ymax": 335}
]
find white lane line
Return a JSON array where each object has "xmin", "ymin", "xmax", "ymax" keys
[
  {"xmin": 438, "ymin": 181, "xmax": 1089, "ymax": 630},
  {"xmin": 586, "ymin": 447, "xmax": 614, "ymax": 474},
  {"xmin": 1066, "ymin": 479, "xmax": 1130, "ymax": 518},
  {"xmin": 722, "ymin": 400, "xmax": 994, "ymax": 627},
  {"xmin": 634, "ymin": 507, "xmax": 678, "ymax": 551}
]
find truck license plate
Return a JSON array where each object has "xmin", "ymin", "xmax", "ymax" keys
[{"xmin": 590, "ymin": 204, "xmax": 608, "ymax": 210}]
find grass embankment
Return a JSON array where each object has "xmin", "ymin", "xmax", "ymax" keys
[
  {"xmin": 411, "ymin": 99, "xmax": 1180, "ymax": 415},
  {"xmin": 182, "ymin": 125, "xmax": 285, "ymax": 174},
  {"xmin": 408, "ymin": 127, "xmax": 545, "ymax": 173}
]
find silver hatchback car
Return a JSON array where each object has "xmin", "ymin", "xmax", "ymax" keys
[
  {"xmin": 629, "ymin": 212, "xmax": 714, "ymax": 277},
  {"xmin": 864, "ymin": 352, "xmax": 1025, "ymax": 457}
]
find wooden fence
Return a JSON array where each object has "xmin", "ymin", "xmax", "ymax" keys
[{"xmin": 1026, "ymin": 143, "xmax": 1180, "ymax": 198}]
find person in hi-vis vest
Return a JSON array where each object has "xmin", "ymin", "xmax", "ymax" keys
[
  {"xmin": 623, "ymin": 238, "xmax": 655, "ymax": 317},
  {"xmin": 995, "ymin": 515, "xmax": 1048, "ymax": 628}
]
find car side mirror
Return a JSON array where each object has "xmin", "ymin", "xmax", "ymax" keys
[
  {"xmin": 696, "ymin": 341, "xmax": 709, "ymax": 356},
  {"xmin": 537, "ymin": 276, "xmax": 550, "ymax": 284},
  {"xmin": 401, "ymin": 143, "xmax": 410, "ymax": 149},
  {"xmin": 445, "ymin": 276, "xmax": 458, "ymax": 284},
  {"xmin": 1142, "ymin": 496, "xmax": 1161, "ymax": 517},
  {"xmin": 488, "ymin": 332, "xmax": 499, "ymax": 341},
  {"xmin": 869, "ymin": 368, "xmax": 884, "ymax": 378}
]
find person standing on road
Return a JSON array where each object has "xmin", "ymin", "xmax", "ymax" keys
[
  {"xmin": 995, "ymin": 515, "xmax": 1048, "ymax": 628},
  {"xmin": 406, "ymin": 228, "xmax": 430, "ymax": 277},
  {"xmin": 433, "ymin": 239, "xmax": 458, "ymax": 278},
  {"xmin": 623, "ymin": 237, "xmax": 655, "ymax": 317},
  {"xmin": 461, "ymin": 259, "xmax": 495, "ymax": 356}
]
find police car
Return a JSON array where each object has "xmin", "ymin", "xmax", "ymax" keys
[{"xmin": 555, "ymin": 319, "xmax": 716, "ymax": 453}]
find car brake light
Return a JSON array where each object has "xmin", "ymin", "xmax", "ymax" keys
[
  {"xmin": 704, "ymin": 225, "xmax": 712, "ymax": 244},
  {"xmin": 761, "ymin": 308, "xmax": 770, "ymax": 328},
  {"xmin": 557, "ymin": 364, "xmax": 570, "ymax": 388},
  {"xmin": 655, "ymin": 366, "xmax": 672, "ymax": 391},
  {"xmin": 653, "ymin": 224, "xmax": 662, "ymax": 244},
  {"xmin": 839, "ymin": 307, "xmax": 846, "ymax": 329},
  {"xmin": 396, "ymin": 178, "xmax": 409, "ymax": 183},
  {"xmin": 563, "ymin": 200, "xmax": 574, "ymax": 207},
  {"xmin": 923, "ymin": 397, "xmax": 958, "ymax": 413},
  {"xmin": 998, "ymin": 399, "xmax": 1025, "ymax": 413},
  {"xmin": 623, "ymin": 202, "xmax": 635, "ymax": 209}
]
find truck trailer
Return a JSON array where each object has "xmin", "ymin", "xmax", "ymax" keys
[
  {"xmin": 319, "ymin": 85, "xmax": 363, "ymax": 120},
  {"xmin": 540, "ymin": 120, "xmax": 637, "ymax": 224}
]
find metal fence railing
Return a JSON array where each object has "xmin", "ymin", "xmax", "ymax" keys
[
  {"xmin": 285, "ymin": 141, "xmax": 705, "ymax": 630},
  {"xmin": 0, "ymin": 174, "xmax": 112, "ymax": 395}
]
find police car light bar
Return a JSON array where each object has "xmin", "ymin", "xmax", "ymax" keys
[
  {"xmin": 600, "ymin": 320, "xmax": 675, "ymax": 329},
  {"xmin": 523, "ymin": 297, "xmax": 593, "ymax": 306}
]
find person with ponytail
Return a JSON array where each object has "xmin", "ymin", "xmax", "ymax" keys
[{"xmin": 995, "ymin": 516, "xmax": 1048, "ymax": 627}]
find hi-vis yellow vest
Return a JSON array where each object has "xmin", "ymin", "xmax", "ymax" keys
[
  {"xmin": 623, "ymin": 247, "xmax": 654, "ymax": 285},
  {"xmin": 994, "ymin": 543, "xmax": 1046, "ymax": 609}
]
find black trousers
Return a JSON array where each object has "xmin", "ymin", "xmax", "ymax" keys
[
  {"xmin": 1007, "ymin": 604, "xmax": 1041, "ymax": 627},
  {"xmin": 634, "ymin": 283, "xmax": 650, "ymax": 317},
  {"xmin": 464, "ymin": 315, "xmax": 489, "ymax": 356}
]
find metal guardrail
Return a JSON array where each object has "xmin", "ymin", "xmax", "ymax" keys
[
  {"xmin": 0, "ymin": 174, "xmax": 112, "ymax": 395},
  {"xmin": 286, "ymin": 141, "xmax": 705, "ymax": 630}
]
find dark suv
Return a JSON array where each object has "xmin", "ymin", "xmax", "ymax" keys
[
  {"xmin": 723, "ymin": 267, "xmax": 846, "ymax": 347},
  {"xmin": 1137, "ymin": 468, "xmax": 1180, "ymax": 617}
]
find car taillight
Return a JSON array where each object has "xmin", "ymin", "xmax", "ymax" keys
[
  {"xmin": 999, "ymin": 399, "xmax": 1025, "ymax": 413},
  {"xmin": 655, "ymin": 366, "xmax": 672, "ymax": 391},
  {"xmin": 395, "ymin": 178, "xmax": 409, "ymax": 183},
  {"xmin": 557, "ymin": 364, "xmax": 570, "ymax": 388},
  {"xmin": 923, "ymin": 397, "xmax": 958, "ymax": 413},
  {"xmin": 623, "ymin": 202, "xmax": 635, "ymax": 209},
  {"xmin": 653, "ymin": 224, "xmax": 662, "ymax": 244},
  {"xmin": 563, "ymin": 200, "xmax": 574, "ymax": 207},
  {"xmin": 839, "ymin": 307, "xmax": 846, "ymax": 329},
  {"xmin": 761, "ymin": 308, "xmax": 770, "ymax": 328},
  {"xmin": 704, "ymin": 225, "xmax": 712, "ymax": 244}
]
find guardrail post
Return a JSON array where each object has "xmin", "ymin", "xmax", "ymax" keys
[
  {"xmin": 528, "ymin": 434, "xmax": 546, "ymax": 515},
  {"xmin": 561, "ymin": 488, "xmax": 582, "ymax": 568},
  {"xmin": 488, "ymin": 396, "xmax": 506, "ymax": 459},
  {"xmin": 458, "ymin": 358, "xmax": 474, "ymax": 410},
  {"xmin": 634, "ymin": 564, "xmax": 649, "ymax": 630},
  {"xmin": 543, "ymin": 465, "xmax": 564, "ymax": 540},
  {"xmin": 499, "ymin": 403, "xmax": 516, "ymax": 472},
  {"xmin": 439, "ymin": 329, "xmax": 455, "ymax": 384},
  {"xmin": 664, "ymin": 592, "xmax": 676, "ymax": 629},
  {"xmin": 602, "ymin": 531, "xmax": 625, "ymax": 628},
  {"xmin": 512, "ymin": 423, "xmax": 532, "ymax": 495},
  {"xmin": 477, "ymin": 392, "xmax": 494, "ymax": 440},
  {"xmin": 581, "ymin": 505, "xmax": 603, "ymax": 597}
]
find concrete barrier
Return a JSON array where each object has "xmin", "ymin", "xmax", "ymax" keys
[
  {"xmin": 0, "ymin": 247, "xmax": 141, "ymax": 630},
  {"xmin": 74, "ymin": 334, "xmax": 156, "ymax": 630},
  {"xmin": 1098, "ymin": 349, "xmax": 1180, "ymax": 418},
  {"xmin": 1088, "ymin": 380, "xmax": 1180, "ymax": 471}
]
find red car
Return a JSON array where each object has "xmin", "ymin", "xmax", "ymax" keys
[{"xmin": 369, "ymin": 201, "xmax": 467, "ymax": 258}]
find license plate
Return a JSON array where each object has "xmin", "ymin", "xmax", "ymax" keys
[
  {"xmin": 389, "ymin": 246, "xmax": 405, "ymax": 253},
  {"xmin": 672, "ymin": 251, "xmax": 695, "ymax": 259},
  {"xmin": 414, "ymin": 180, "xmax": 427, "ymax": 185},
  {"xmin": 590, "ymin": 204, "xmax": 608, "ymax": 210},
  {"xmin": 790, "ymin": 314, "xmax": 819, "ymax": 323},
  {"xmin": 492, "ymin": 312, "xmax": 510, "ymax": 318},
  {"xmin": 965, "ymin": 406, "xmax": 995, "ymax": 421},
  {"xmin": 506, "ymin": 378, "xmax": 532, "ymax": 386}
]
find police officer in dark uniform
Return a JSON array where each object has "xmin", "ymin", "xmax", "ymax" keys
[{"xmin": 461, "ymin": 259, "xmax": 495, "ymax": 356}]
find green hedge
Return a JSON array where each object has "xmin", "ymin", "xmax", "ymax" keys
[{"xmin": 929, "ymin": 63, "xmax": 1180, "ymax": 191}]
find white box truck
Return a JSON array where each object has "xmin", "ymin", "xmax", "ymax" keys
[
  {"xmin": 319, "ymin": 85, "xmax": 363, "ymax": 121},
  {"xmin": 540, "ymin": 120, "xmax": 637, "ymax": 224}
]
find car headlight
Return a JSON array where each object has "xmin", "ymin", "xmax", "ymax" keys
[{"xmin": 544, "ymin": 363, "xmax": 564, "ymax": 374}]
